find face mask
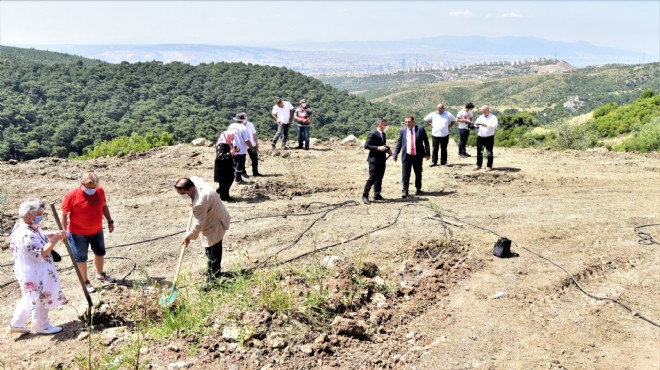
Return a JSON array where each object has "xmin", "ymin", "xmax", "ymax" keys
[
  {"xmin": 180, "ymin": 193, "xmax": 189, "ymax": 200},
  {"xmin": 383, "ymin": 126, "xmax": 389, "ymax": 133},
  {"xmin": 83, "ymin": 188, "xmax": 97, "ymax": 195},
  {"xmin": 33, "ymin": 215, "xmax": 44, "ymax": 225}
]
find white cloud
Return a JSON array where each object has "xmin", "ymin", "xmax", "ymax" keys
[
  {"xmin": 501, "ymin": 12, "xmax": 523, "ymax": 18},
  {"xmin": 450, "ymin": 10, "xmax": 473, "ymax": 17}
]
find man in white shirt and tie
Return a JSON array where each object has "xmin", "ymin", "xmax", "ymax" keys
[{"xmin": 393, "ymin": 116, "xmax": 430, "ymax": 198}]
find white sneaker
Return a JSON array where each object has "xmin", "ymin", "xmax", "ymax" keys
[
  {"xmin": 7, "ymin": 325, "xmax": 30, "ymax": 334},
  {"xmin": 95, "ymin": 272, "xmax": 115, "ymax": 284},
  {"xmin": 84, "ymin": 280, "xmax": 96, "ymax": 293},
  {"xmin": 36, "ymin": 325, "xmax": 62, "ymax": 335}
]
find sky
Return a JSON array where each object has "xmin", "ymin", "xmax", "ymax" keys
[{"xmin": 1, "ymin": 1, "xmax": 659, "ymax": 60}]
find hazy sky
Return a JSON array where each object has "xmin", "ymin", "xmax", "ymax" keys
[{"xmin": 1, "ymin": 1, "xmax": 658, "ymax": 59}]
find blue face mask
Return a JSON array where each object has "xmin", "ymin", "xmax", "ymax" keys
[
  {"xmin": 33, "ymin": 215, "xmax": 44, "ymax": 225},
  {"xmin": 83, "ymin": 188, "xmax": 97, "ymax": 195}
]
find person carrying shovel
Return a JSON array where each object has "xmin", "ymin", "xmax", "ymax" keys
[{"xmin": 174, "ymin": 176, "xmax": 231, "ymax": 290}]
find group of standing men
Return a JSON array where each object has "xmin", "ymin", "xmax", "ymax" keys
[
  {"xmin": 271, "ymin": 99, "xmax": 314, "ymax": 150},
  {"xmin": 362, "ymin": 103, "xmax": 499, "ymax": 204}
]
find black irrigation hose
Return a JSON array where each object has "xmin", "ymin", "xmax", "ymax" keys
[
  {"xmin": 252, "ymin": 200, "xmax": 359, "ymax": 269},
  {"xmin": 634, "ymin": 223, "xmax": 659, "ymax": 245},
  {"xmin": 3, "ymin": 199, "xmax": 657, "ymax": 329},
  {"xmin": 0, "ymin": 256, "xmax": 140, "ymax": 289},
  {"xmin": 257, "ymin": 203, "xmax": 426, "ymax": 269},
  {"xmin": 442, "ymin": 214, "xmax": 660, "ymax": 329},
  {"xmin": 0, "ymin": 200, "xmax": 362, "ymax": 289}
]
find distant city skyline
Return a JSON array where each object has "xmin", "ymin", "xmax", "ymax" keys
[{"xmin": 1, "ymin": 1, "xmax": 658, "ymax": 62}]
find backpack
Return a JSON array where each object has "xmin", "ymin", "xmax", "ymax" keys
[{"xmin": 493, "ymin": 237, "xmax": 518, "ymax": 258}]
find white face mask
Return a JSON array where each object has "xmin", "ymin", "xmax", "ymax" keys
[
  {"xmin": 180, "ymin": 193, "xmax": 189, "ymax": 200},
  {"xmin": 83, "ymin": 188, "xmax": 97, "ymax": 195},
  {"xmin": 382, "ymin": 126, "xmax": 389, "ymax": 133}
]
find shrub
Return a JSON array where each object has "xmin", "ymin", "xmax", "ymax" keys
[
  {"xmin": 79, "ymin": 132, "xmax": 175, "ymax": 159},
  {"xmin": 552, "ymin": 121, "xmax": 600, "ymax": 150},
  {"xmin": 592, "ymin": 102, "xmax": 618, "ymax": 119},
  {"xmin": 614, "ymin": 117, "xmax": 660, "ymax": 153}
]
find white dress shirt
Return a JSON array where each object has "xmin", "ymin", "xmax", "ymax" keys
[
  {"xmin": 475, "ymin": 113, "xmax": 498, "ymax": 137},
  {"xmin": 423, "ymin": 111, "xmax": 456, "ymax": 137}
]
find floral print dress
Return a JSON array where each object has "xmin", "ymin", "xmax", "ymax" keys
[{"xmin": 10, "ymin": 222, "xmax": 68, "ymax": 309}]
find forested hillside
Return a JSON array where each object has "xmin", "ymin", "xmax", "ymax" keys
[
  {"xmin": 0, "ymin": 45, "xmax": 102, "ymax": 66},
  {"xmin": 0, "ymin": 52, "xmax": 406, "ymax": 160},
  {"xmin": 359, "ymin": 63, "xmax": 660, "ymax": 124}
]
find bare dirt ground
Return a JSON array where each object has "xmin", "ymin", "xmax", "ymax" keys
[{"xmin": 0, "ymin": 139, "xmax": 658, "ymax": 369}]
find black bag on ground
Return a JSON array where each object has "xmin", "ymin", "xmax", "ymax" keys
[{"xmin": 493, "ymin": 237, "xmax": 517, "ymax": 258}]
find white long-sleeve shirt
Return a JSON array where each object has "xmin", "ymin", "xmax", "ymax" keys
[{"xmin": 475, "ymin": 113, "xmax": 498, "ymax": 137}]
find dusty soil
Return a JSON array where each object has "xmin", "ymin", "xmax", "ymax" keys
[{"xmin": 0, "ymin": 139, "xmax": 658, "ymax": 369}]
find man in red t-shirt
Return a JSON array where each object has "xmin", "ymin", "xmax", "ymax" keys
[{"xmin": 60, "ymin": 172, "xmax": 115, "ymax": 293}]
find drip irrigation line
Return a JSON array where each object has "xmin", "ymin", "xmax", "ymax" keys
[
  {"xmin": 256, "ymin": 203, "xmax": 427, "ymax": 269},
  {"xmin": 634, "ymin": 223, "xmax": 659, "ymax": 245},
  {"xmin": 441, "ymin": 214, "xmax": 660, "ymax": 329},
  {"xmin": 252, "ymin": 200, "xmax": 359, "ymax": 269},
  {"xmin": 0, "ymin": 256, "xmax": 139, "ymax": 290}
]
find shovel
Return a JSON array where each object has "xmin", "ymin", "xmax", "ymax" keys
[{"xmin": 159, "ymin": 212, "xmax": 193, "ymax": 306}]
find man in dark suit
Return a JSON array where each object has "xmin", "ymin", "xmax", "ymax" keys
[
  {"xmin": 393, "ymin": 116, "xmax": 431, "ymax": 198},
  {"xmin": 362, "ymin": 118, "xmax": 392, "ymax": 205}
]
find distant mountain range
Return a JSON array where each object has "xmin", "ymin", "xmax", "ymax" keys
[{"xmin": 14, "ymin": 35, "xmax": 645, "ymax": 75}]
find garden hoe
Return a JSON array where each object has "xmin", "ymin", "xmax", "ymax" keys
[{"xmin": 159, "ymin": 212, "xmax": 193, "ymax": 306}]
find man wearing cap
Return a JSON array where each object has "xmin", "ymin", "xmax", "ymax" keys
[
  {"xmin": 362, "ymin": 118, "xmax": 392, "ymax": 205},
  {"xmin": 174, "ymin": 176, "xmax": 231, "ymax": 287},
  {"xmin": 271, "ymin": 99, "xmax": 294, "ymax": 149},
  {"xmin": 294, "ymin": 99, "xmax": 313, "ymax": 150},
  {"xmin": 473, "ymin": 105, "xmax": 499, "ymax": 172},
  {"xmin": 423, "ymin": 103, "xmax": 456, "ymax": 167},
  {"xmin": 228, "ymin": 113, "xmax": 254, "ymax": 183}
]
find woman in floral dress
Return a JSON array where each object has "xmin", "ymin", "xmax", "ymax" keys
[{"xmin": 8, "ymin": 199, "xmax": 68, "ymax": 335}]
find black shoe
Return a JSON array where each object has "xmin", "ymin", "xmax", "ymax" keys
[
  {"xmin": 271, "ymin": 144, "xmax": 276, "ymax": 150},
  {"xmin": 415, "ymin": 189, "xmax": 423, "ymax": 195},
  {"xmin": 296, "ymin": 146, "xmax": 303, "ymax": 149},
  {"xmin": 430, "ymin": 163, "xmax": 438, "ymax": 167},
  {"xmin": 362, "ymin": 195, "xmax": 370, "ymax": 205},
  {"xmin": 401, "ymin": 192, "xmax": 408, "ymax": 199},
  {"xmin": 304, "ymin": 147, "xmax": 309, "ymax": 151},
  {"xmin": 253, "ymin": 173, "xmax": 263, "ymax": 177},
  {"xmin": 374, "ymin": 194, "xmax": 384, "ymax": 201},
  {"xmin": 459, "ymin": 154, "xmax": 468, "ymax": 158},
  {"xmin": 242, "ymin": 172, "xmax": 250, "ymax": 179},
  {"xmin": 235, "ymin": 178, "xmax": 244, "ymax": 183},
  {"xmin": 465, "ymin": 153, "xmax": 472, "ymax": 157}
]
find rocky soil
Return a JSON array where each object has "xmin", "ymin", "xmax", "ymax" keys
[{"xmin": 0, "ymin": 139, "xmax": 658, "ymax": 369}]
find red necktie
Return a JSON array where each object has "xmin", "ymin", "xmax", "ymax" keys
[{"xmin": 410, "ymin": 128, "xmax": 415, "ymax": 155}]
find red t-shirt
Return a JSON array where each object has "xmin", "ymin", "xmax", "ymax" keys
[{"xmin": 61, "ymin": 186, "xmax": 107, "ymax": 235}]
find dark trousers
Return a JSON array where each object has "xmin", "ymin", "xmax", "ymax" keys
[
  {"xmin": 297, "ymin": 126, "xmax": 310, "ymax": 149},
  {"xmin": 402, "ymin": 155, "xmax": 423, "ymax": 193},
  {"xmin": 247, "ymin": 147, "xmax": 259, "ymax": 175},
  {"xmin": 431, "ymin": 135, "xmax": 449, "ymax": 165},
  {"xmin": 476, "ymin": 135, "xmax": 495, "ymax": 168},
  {"xmin": 363, "ymin": 161, "xmax": 386, "ymax": 197},
  {"xmin": 272, "ymin": 124, "xmax": 289, "ymax": 148},
  {"xmin": 458, "ymin": 129, "xmax": 470, "ymax": 155},
  {"xmin": 214, "ymin": 158, "xmax": 234, "ymax": 200},
  {"xmin": 205, "ymin": 240, "xmax": 223, "ymax": 282},
  {"xmin": 233, "ymin": 154, "xmax": 247, "ymax": 180}
]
